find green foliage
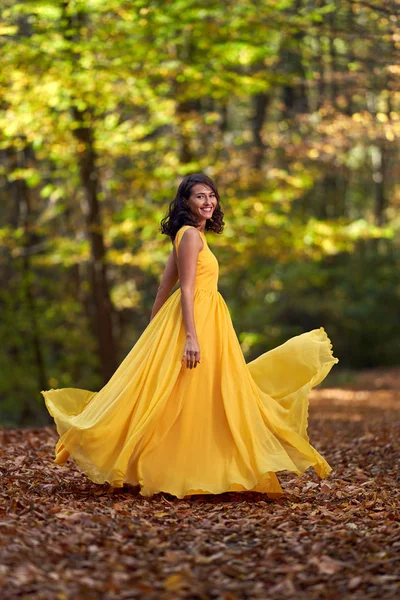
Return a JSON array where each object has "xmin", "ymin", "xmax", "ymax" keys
[
  {"xmin": 0, "ymin": 0, "xmax": 399, "ymax": 424},
  {"xmin": 229, "ymin": 239, "xmax": 400, "ymax": 369}
]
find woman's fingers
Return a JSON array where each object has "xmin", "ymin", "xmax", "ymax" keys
[
  {"xmin": 182, "ymin": 350, "xmax": 201, "ymax": 369},
  {"xmin": 190, "ymin": 350, "xmax": 200, "ymax": 369},
  {"xmin": 188, "ymin": 351, "xmax": 195, "ymax": 369},
  {"xmin": 182, "ymin": 352, "xmax": 191, "ymax": 368}
]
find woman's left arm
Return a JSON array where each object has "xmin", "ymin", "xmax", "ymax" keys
[{"xmin": 150, "ymin": 247, "xmax": 178, "ymax": 321}]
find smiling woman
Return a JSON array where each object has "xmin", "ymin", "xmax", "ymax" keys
[{"xmin": 42, "ymin": 173, "xmax": 338, "ymax": 500}]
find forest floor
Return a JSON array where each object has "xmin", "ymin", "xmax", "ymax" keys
[{"xmin": 0, "ymin": 369, "xmax": 399, "ymax": 600}]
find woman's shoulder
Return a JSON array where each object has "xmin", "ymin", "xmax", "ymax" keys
[
  {"xmin": 174, "ymin": 225, "xmax": 203, "ymax": 253},
  {"xmin": 177, "ymin": 224, "xmax": 197, "ymax": 234},
  {"xmin": 175, "ymin": 224, "xmax": 201, "ymax": 241}
]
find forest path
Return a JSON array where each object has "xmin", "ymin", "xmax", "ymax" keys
[{"xmin": 1, "ymin": 370, "xmax": 399, "ymax": 599}]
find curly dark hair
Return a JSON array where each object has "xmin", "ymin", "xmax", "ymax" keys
[{"xmin": 160, "ymin": 173, "xmax": 224, "ymax": 241}]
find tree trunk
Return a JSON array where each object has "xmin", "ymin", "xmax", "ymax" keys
[
  {"xmin": 175, "ymin": 99, "xmax": 201, "ymax": 164},
  {"xmin": 328, "ymin": 11, "xmax": 339, "ymax": 108},
  {"xmin": 60, "ymin": 1, "xmax": 117, "ymax": 383},
  {"xmin": 9, "ymin": 146, "xmax": 48, "ymax": 422},
  {"xmin": 372, "ymin": 145, "xmax": 386, "ymax": 226},
  {"xmin": 280, "ymin": 1, "xmax": 309, "ymax": 118},
  {"xmin": 73, "ymin": 109, "xmax": 117, "ymax": 382},
  {"xmin": 251, "ymin": 93, "xmax": 270, "ymax": 170}
]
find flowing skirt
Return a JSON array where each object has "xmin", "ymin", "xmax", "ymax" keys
[{"xmin": 42, "ymin": 288, "xmax": 338, "ymax": 498}]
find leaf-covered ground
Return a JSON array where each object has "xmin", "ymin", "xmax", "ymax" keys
[{"xmin": 1, "ymin": 369, "xmax": 399, "ymax": 599}]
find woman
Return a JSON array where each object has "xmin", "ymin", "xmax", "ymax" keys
[{"xmin": 42, "ymin": 173, "xmax": 338, "ymax": 499}]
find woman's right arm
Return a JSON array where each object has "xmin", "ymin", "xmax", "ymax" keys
[{"xmin": 177, "ymin": 228, "xmax": 203, "ymax": 369}]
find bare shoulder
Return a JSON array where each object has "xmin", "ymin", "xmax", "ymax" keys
[
  {"xmin": 176, "ymin": 226, "xmax": 204, "ymax": 254},
  {"xmin": 181, "ymin": 226, "xmax": 201, "ymax": 240}
]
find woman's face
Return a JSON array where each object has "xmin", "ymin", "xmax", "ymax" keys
[{"xmin": 186, "ymin": 184, "xmax": 217, "ymax": 223}]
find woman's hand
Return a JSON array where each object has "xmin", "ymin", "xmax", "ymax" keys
[{"xmin": 182, "ymin": 335, "xmax": 201, "ymax": 369}]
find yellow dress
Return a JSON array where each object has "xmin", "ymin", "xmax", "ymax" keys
[{"xmin": 42, "ymin": 225, "xmax": 338, "ymax": 499}]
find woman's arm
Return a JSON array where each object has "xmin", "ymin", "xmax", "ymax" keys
[
  {"xmin": 177, "ymin": 228, "xmax": 203, "ymax": 369},
  {"xmin": 150, "ymin": 248, "xmax": 179, "ymax": 321}
]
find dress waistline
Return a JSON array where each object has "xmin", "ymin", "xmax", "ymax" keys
[{"xmin": 178, "ymin": 286, "xmax": 218, "ymax": 294}]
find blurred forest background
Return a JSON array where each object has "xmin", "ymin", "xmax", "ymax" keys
[{"xmin": 0, "ymin": 0, "xmax": 399, "ymax": 426}]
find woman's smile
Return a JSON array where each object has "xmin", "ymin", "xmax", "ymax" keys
[{"xmin": 200, "ymin": 206, "xmax": 213, "ymax": 216}]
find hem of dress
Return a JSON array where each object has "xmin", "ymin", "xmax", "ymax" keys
[
  {"xmin": 303, "ymin": 326, "xmax": 339, "ymax": 445},
  {"xmin": 110, "ymin": 464, "xmax": 331, "ymax": 500},
  {"xmin": 41, "ymin": 390, "xmax": 331, "ymax": 502}
]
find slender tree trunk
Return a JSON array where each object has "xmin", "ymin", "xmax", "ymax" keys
[
  {"xmin": 251, "ymin": 93, "xmax": 270, "ymax": 169},
  {"xmin": 175, "ymin": 98, "xmax": 202, "ymax": 164},
  {"xmin": 316, "ymin": 34, "xmax": 325, "ymax": 110},
  {"xmin": 372, "ymin": 145, "xmax": 386, "ymax": 226},
  {"xmin": 60, "ymin": 1, "xmax": 117, "ymax": 383},
  {"xmin": 328, "ymin": 12, "xmax": 339, "ymax": 108},
  {"xmin": 280, "ymin": 1, "xmax": 309, "ymax": 118},
  {"xmin": 73, "ymin": 109, "xmax": 117, "ymax": 382},
  {"xmin": 9, "ymin": 146, "xmax": 48, "ymax": 422}
]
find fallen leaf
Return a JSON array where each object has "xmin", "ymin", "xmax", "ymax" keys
[{"xmin": 163, "ymin": 573, "xmax": 186, "ymax": 591}]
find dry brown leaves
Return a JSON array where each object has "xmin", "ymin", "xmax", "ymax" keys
[{"xmin": 0, "ymin": 368, "xmax": 399, "ymax": 599}]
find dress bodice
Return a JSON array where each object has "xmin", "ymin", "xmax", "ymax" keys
[{"xmin": 174, "ymin": 225, "xmax": 219, "ymax": 292}]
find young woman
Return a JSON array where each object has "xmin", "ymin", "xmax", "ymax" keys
[{"xmin": 42, "ymin": 173, "xmax": 338, "ymax": 499}]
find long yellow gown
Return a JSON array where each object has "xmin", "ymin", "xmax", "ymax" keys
[{"xmin": 42, "ymin": 225, "xmax": 338, "ymax": 499}]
